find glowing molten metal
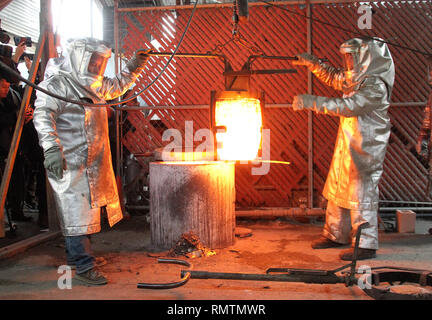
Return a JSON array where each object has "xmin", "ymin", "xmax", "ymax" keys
[{"xmin": 214, "ymin": 96, "xmax": 262, "ymax": 161}]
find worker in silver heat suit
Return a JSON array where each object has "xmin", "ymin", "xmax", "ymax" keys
[
  {"xmin": 33, "ymin": 38, "xmax": 150, "ymax": 285},
  {"xmin": 292, "ymin": 37, "xmax": 395, "ymax": 261}
]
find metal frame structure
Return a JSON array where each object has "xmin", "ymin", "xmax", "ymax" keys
[{"xmin": 113, "ymin": 0, "xmax": 432, "ymax": 212}]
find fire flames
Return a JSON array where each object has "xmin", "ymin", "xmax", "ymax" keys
[{"xmin": 215, "ymin": 96, "xmax": 262, "ymax": 161}]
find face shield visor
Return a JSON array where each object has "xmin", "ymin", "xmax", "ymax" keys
[
  {"xmin": 340, "ymin": 38, "xmax": 372, "ymax": 89},
  {"xmin": 88, "ymin": 52, "xmax": 109, "ymax": 78},
  {"xmin": 63, "ymin": 38, "xmax": 112, "ymax": 90},
  {"xmin": 342, "ymin": 52, "xmax": 357, "ymax": 83},
  {"xmin": 343, "ymin": 53, "xmax": 355, "ymax": 72}
]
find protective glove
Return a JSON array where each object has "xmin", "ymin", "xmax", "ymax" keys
[
  {"xmin": 416, "ymin": 132, "xmax": 429, "ymax": 161},
  {"xmin": 126, "ymin": 48, "xmax": 152, "ymax": 74},
  {"xmin": 292, "ymin": 95, "xmax": 305, "ymax": 111},
  {"xmin": 43, "ymin": 146, "xmax": 66, "ymax": 179},
  {"xmin": 292, "ymin": 52, "xmax": 321, "ymax": 68}
]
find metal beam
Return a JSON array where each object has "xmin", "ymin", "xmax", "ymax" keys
[
  {"xmin": 0, "ymin": 231, "xmax": 61, "ymax": 259},
  {"xmin": 235, "ymin": 207, "xmax": 325, "ymax": 218},
  {"xmin": 307, "ymin": 0, "xmax": 314, "ymax": 209},
  {"xmin": 117, "ymin": 0, "xmax": 375, "ymax": 12}
]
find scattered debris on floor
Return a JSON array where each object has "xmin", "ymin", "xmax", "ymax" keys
[
  {"xmin": 168, "ymin": 232, "xmax": 216, "ymax": 258},
  {"xmin": 235, "ymin": 227, "xmax": 253, "ymax": 238}
]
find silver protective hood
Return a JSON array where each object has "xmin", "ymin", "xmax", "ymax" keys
[
  {"xmin": 44, "ymin": 38, "xmax": 111, "ymax": 99},
  {"xmin": 339, "ymin": 37, "xmax": 394, "ymax": 94}
]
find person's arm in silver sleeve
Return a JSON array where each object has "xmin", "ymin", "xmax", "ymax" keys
[
  {"xmin": 292, "ymin": 77, "xmax": 389, "ymax": 118},
  {"xmin": 293, "ymin": 53, "xmax": 347, "ymax": 91},
  {"xmin": 33, "ymin": 81, "xmax": 67, "ymax": 179},
  {"xmin": 97, "ymin": 49, "xmax": 151, "ymax": 101}
]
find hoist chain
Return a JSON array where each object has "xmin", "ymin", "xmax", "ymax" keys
[{"xmin": 208, "ymin": 0, "xmax": 265, "ymax": 56}]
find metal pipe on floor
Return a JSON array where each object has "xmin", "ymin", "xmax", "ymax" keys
[
  {"xmin": 379, "ymin": 207, "xmax": 432, "ymax": 212},
  {"xmin": 380, "ymin": 200, "xmax": 432, "ymax": 205},
  {"xmin": 235, "ymin": 208, "xmax": 325, "ymax": 218},
  {"xmin": 235, "ymin": 207, "xmax": 432, "ymax": 218}
]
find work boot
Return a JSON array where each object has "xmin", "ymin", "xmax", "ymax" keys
[
  {"xmin": 67, "ymin": 257, "xmax": 107, "ymax": 270},
  {"xmin": 339, "ymin": 248, "xmax": 376, "ymax": 261},
  {"xmin": 311, "ymin": 236, "xmax": 345, "ymax": 249},
  {"xmin": 74, "ymin": 268, "xmax": 108, "ymax": 286}
]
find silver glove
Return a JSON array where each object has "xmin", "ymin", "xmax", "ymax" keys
[
  {"xmin": 43, "ymin": 146, "xmax": 66, "ymax": 179},
  {"xmin": 126, "ymin": 48, "xmax": 152, "ymax": 74},
  {"xmin": 292, "ymin": 52, "xmax": 321, "ymax": 67}
]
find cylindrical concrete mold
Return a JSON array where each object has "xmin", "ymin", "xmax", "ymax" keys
[{"xmin": 150, "ymin": 161, "xmax": 236, "ymax": 250}]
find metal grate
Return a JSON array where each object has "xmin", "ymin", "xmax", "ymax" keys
[{"xmin": 118, "ymin": 1, "xmax": 432, "ymax": 207}]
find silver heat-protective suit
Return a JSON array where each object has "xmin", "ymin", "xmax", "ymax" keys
[
  {"xmin": 33, "ymin": 38, "xmax": 144, "ymax": 236},
  {"xmin": 292, "ymin": 38, "xmax": 395, "ymax": 249}
]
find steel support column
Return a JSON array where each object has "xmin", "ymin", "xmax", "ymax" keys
[{"xmin": 307, "ymin": 0, "xmax": 314, "ymax": 208}]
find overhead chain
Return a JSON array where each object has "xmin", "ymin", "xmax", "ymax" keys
[{"xmin": 208, "ymin": 0, "xmax": 265, "ymax": 56}]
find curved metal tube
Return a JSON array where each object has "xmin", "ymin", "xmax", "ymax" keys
[
  {"xmin": 157, "ymin": 258, "xmax": 191, "ymax": 267},
  {"xmin": 137, "ymin": 258, "xmax": 192, "ymax": 290},
  {"xmin": 137, "ymin": 272, "xmax": 191, "ymax": 290}
]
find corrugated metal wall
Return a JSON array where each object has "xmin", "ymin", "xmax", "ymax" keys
[
  {"xmin": 0, "ymin": 0, "xmax": 40, "ymax": 48},
  {"xmin": 117, "ymin": 1, "xmax": 432, "ymax": 208}
]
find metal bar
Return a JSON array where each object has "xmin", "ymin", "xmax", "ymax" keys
[
  {"xmin": 349, "ymin": 222, "xmax": 369, "ymax": 285},
  {"xmin": 379, "ymin": 207, "xmax": 432, "ymax": 212},
  {"xmin": 0, "ymin": 231, "xmax": 61, "ymax": 259},
  {"xmin": 210, "ymin": 90, "xmax": 217, "ymax": 161},
  {"xmin": 114, "ymin": 0, "xmax": 121, "ymax": 179},
  {"xmin": 235, "ymin": 207, "xmax": 325, "ymax": 218},
  {"xmin": 180, "ymin": 270, "xmax": 344, "ymax": 284},
  {"xmin": 118, "ymin": 1, "xmax": 376, "ymax": 12},
  {"xmin": 148, "ymin": 52, "xmax": 223, "ymax": 58},
  {"xmin": 379, "ymin": 213, "xmax": 432, "ymax": 218},
  {"xmin": 247, "ymin": 55, "xmax": 327, "ymax": 67},
  {"xmin": 115, "ymin": 102, "xmax": 426, "ymax": 110},
  {"xmin": 223, "ymin": 69, "xmax": 297, "ymax": 76},
  {"xmin": 0, "ymin": 30, "xmax": 46, "ymax": 238},
  {"xmin": 251, "ymin": 69, "xmax": 296, "ymax": 74},
  {"xmin": 380, "ymin": 200, "xmax": 432, "ymax": 205},
  {"xmin": 390, "ymin": 102, "xmax": 427, "ymax": 107},
  {"xmin": 307, "ymin": 0, "xmax": 314, "ymax": 209},
  {"xmin": 248, "ymin": 55, "xmax": 298, "ymax": 61}
]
